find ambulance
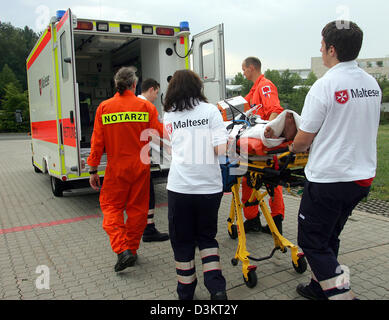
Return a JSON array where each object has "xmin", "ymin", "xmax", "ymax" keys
[{"xmin": 27, "ymin": 8, "xmax": 226, "ymax": 196}]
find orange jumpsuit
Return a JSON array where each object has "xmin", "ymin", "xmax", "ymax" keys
[
  {"xmin": 87, "ymin": 90, "xmax": 163, "ymax": 255},
  {"xmin": 243, "ymin": 75, "xmax": 285, "ymax": 219}
]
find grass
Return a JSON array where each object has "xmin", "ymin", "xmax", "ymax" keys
[{"xmin": 369, "ymin": 123, "xmax": 389, "ymax": 201}]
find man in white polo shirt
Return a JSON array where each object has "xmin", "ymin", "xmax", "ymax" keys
[{"xmin": 289, "ymin": 21, "xmax": 381, "ymax": 300}]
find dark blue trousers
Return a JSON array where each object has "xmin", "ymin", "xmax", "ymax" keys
[
  {"xmin": 298, "ymin": 181, "xmax": 370, "ymax": 299},
  {"xmin": 168, "ymin": 190, "xmax": 226, "ymax": 300}
]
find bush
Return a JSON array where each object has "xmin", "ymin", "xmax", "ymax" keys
[
  {"xmin": 0, "ymin": 83, "xmax": 30, "ymax": 132},
  {"xmin": 380, "ymin": 111, "xmax": 389, "ymax": 125}
]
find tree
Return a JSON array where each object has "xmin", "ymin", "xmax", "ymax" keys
[
  {"xmin": 279, "ymin": 70, "xmax": 302, "ymax": 93},
  {"xmin": 0, "ymin": 64, "xmax": 21, "ymax": 105},
  {"xmin": 264, "ymin": 69, "xmax": 281, "ymax": 88},
  {"xmin": 305, "ymin": 71, "xmax": 318, "ymax": 86},
  {"xmin": 0, "ymin": 83, "xmax": 30, "ymax": 132},
  {"xmin": 383, "ymin": 87, "xmax": 389, "ymax": 103},
  {"xmin": 0, "ymin": 22, "xmax": 38, "ymax": 91},
  {"xmin": 231, "ymin": 72, "xmax": 253, "ymax": 96}
]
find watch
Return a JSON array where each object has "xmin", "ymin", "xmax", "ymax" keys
[{"xmin": 89, "ymin": 170, "xmax": 98, "ymax": 174}]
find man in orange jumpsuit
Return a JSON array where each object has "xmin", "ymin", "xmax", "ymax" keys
[
  {"xmin": 241, "ymin": 57, "xmax": 285, "ymax": 234},
  {"xmin": 88, "ymin": 66, "xmax": 164, "ymax": 272}
]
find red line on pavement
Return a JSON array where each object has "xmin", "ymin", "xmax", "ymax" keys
[
  {"xmin": 0, "ymin": 214, "xmax": 101, "ymax": 235},
  {"xmin": 156, "ymin": 202, "xmax": 168, "ymax": 208},
  {"xmin": 0, "ymin": 203, "xmax": 169, "ymax": 235}
]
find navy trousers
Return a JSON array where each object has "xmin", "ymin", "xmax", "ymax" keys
[
  {"xmin": 298, "ymin": 181, "xmax": 370, "ymax": 299},
  {"xmin": 168, "ymin": 190, "xmax": 226, "ymax": 300}
]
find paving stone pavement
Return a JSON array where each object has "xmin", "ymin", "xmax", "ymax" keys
[{"xmin": 1, "ymin": 135, "xmax": 389, "ymax": 301}]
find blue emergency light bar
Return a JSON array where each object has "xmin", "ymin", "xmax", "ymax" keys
[
  {"xmin": 56, "ymin": 10, "xmax": 66, "ymax": 21},
  {"xmin": 180, "ymin": 21, "xmax": 189, "ymax": 31}
]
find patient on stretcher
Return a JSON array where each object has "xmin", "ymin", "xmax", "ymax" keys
[
  {"xmin": 264, "ymin": 112, "xmax": 297, "ymax": 141},
  {"xmin": 226, "ymin": 110, "xmax": 301, "ymax": 156}
]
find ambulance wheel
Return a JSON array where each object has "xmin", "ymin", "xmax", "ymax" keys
[
  {"xmin": 51, "ymin": 176, "xmax": 64, "ymax": 197},
  {"xmin": 293, "ymin": 256, "xmax": 307, "ymax": 274},
  {"xmin": 228, "ymin": 225, "xmax": 238, "ymax": 239},
  {"xmin": 32, "ymin": 158, "xmax": 42, "ymax": 173},
  {"xmin": 243, "ymin": 270, "xmax": 257, "ymax": 288}
]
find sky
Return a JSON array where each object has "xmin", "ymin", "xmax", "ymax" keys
[{"xmin": 1, "ymin": 0, "xmax": 389, "ymax": 77}]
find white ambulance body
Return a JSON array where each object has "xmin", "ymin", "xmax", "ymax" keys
[{"xmin": 27, "ymin": 8, "xmax": 226, "ymax": 197}]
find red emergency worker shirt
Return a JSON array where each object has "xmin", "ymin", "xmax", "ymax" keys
[
  {"xmin": 87, "ymin": 90, "xmax": 163, "ymax": 169},
  {"xmin": 245, "ymin": 74, "xmax": 284, "ymax": 120}
]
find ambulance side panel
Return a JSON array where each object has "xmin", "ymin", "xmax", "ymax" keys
[{"xmin": 27, "ymin": 28, "xmax": 61, "ymax": 176}]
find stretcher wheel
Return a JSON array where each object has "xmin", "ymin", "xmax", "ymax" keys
[
  {"xmin": 231, "ymin": 258, "xmax": 238, "ymax": 266},
  {"xmin": 244, "ymin": 270, "xmax": 257, "ymax": 288},
  {"xmin": 228, "ymin": 225, "xmax": 238, "ymax": 239},
  {"xmin": 293, "ymin": 256, "xmax": 307, "ymax": 274}
]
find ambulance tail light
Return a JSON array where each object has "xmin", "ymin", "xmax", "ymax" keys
[
  {"xmin": 156, "ymin": 27, "xmax": 174, "ymax": 36},
  {"xmin": 76, "ymin": 21, "xmax": 93, "ymax": 30}
]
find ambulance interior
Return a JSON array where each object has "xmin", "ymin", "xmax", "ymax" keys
[{"xmin": 74, "ymin": 33, "xmax": 168, "ymax": 148}]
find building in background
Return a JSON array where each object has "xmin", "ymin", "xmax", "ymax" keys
[
  {"xmin": 276, "ymin": 68, "xmax": 311, "ymax": 81},
  {"xmin": 226, "ymin": 84, "xmax": 242, "ymax": 98},
  {"xmin": 311, "ymin": 56, "xmax": 389, "ymax": 79}
]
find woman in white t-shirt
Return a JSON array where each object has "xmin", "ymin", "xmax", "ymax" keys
[{"xmin": 163, "ymin": 70, "xmax": 228, "ymax": 300}]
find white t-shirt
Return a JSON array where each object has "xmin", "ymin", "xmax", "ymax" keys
[
  {"xmin": 300, "ymin": 60, "xmax": 381, "ymax": 183},
  {"xmin": 163, "ymin": 100, "xmax": 228, "ymax": 194}
]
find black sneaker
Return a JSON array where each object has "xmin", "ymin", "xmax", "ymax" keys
[
  {"xmin": 296, "ymin": 283, "xmax": 327, "ymax": 300},
  {"xmin": 262, "ymin": 214, "xmax": 283, "ymax": 235},
  {"xmin": 143, "ymin": 225, "xmax": 169, "ymax": 242},
  {"xmin": 114, "ymin": 249, "xmax": 137, "ymax": 272},
  {"xmin": 211, "ymin": 291, "xmax": 228, "ymax": 300},
  {"xmin": 243, "ymin": 215, "xmax": 261, "ymax": 233}
]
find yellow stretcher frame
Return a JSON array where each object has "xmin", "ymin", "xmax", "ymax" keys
[{"xmin": 226, "ymin": 151, "xmax": 309, "ymax": 288}]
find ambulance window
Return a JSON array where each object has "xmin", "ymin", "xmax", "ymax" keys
[
  {"xmin": 60, "ymin": 32, "xmax": 69, "ymax": 82},
  {"xmin": 201, "ymin": 41, "xmax": 215, "ymax": 81}
]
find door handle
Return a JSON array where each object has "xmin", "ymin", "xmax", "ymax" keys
[
  {"xmin": 64, "ymin": 57, "xmax": 72, "ymax": 64},
  {"xmin": 70, "ymin": 111, "xmax": 74, "ymax": 124}
]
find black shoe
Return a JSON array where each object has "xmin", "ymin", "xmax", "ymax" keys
[
  {"xmin": 143, "ymin": 225, "xmax": 169, "ymax": 242},
  {"xmin": 114, "ymin": 249, "xmax": 137, "ymax": 272},
  {"xmin": 296, "ymin": 283, "xmax": 327, "ymax": 300},
  {"xmin": 262, "ymin": 214, "xmax": 283, "ymax": 235},
  {"xmin": 211, "ymin": 291, "xmax": 228, "ymax": 300},
  {"xmin": 243, "ymin": 214, "xmax": 261, "ymax": 233},
  {"xmin": 261, "ymin": 224, "xmax": 271, "ymax": 234}
]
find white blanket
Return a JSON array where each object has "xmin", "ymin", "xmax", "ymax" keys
[{"xmin": 227, "ymin": 110, "xmax": 301, "ymax": 148}]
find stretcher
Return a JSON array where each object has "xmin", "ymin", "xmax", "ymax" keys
[{"xmin": 221, "ymin": 107, "xmax": 308, "ymax": 288}]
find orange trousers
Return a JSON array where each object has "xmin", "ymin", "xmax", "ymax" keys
[
  {"xmin": 99, "ymin": 165, "xmax": 150, "ymax": 255},
  {"xmin": 241, "ymin": 176, "xmax": 285, "ymax": 220}
]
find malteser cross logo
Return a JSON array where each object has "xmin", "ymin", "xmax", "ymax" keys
[
  {"xmin": 166, "ymin": 123, "xmax": 173, "ymax": 135},
  {"xmin": 335, "ymin": 90, "xmax": 349, "ymax": 104}
]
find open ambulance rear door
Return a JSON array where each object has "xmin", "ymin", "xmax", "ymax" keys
[
  {"xmin": 55, "ymin": 9, "xmax": 82, "ymax": 176},
  {"xmin": 192, "ymin": 24, "xmax": 226, "ymax": 104}
]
